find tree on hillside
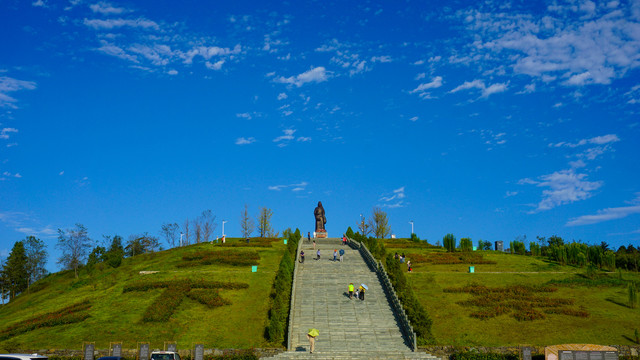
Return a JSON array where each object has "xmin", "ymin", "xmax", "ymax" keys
[
  {"xmin": 104, "ymin": 235, "xmax": 124, "ymax": 267},
  {"xmin": 57, "ymin": 224, "xmax": 92, "ymax": 279},
  {"xmin": 240, "ymin": 204, "xmax": 255, "ymax": 238},
  {"xmin": 87, "ymin": 246, "xmax": 106, "ymax": 267},
  {"xmin": 443, "ymin": 233, "xmax": 456, "ymax": 252},
  {"xmin": 0, "ymin": 257, "xmax": 8, "ymax": 303},
  {"xmin": 3, "ymin": 241, "xmax": 28, "ymax": 300},
  {"xmin": 357, "ymin": 214, "xmax": 371, "ymax": 237},
  {"xmin": 200, "ymin": 210, "xmax": 216, "ymax": 242},
  {"xmin": 160, "ymin": 222, "xmax": 180, "ymax": 248},
  {"xmin": 182, "ymin": 219, "xmax": 190, "ymax": 246},
  {"xmin": 371, "ymin": 207, "xmax": 391, "ymax": 239},
  {"xmin": 125, "ymin": 233, "xmax": 160, "ymax": 257},
  {"xmin": 24, "ymin": 236, "xmax": 48, "ymax": 291},
  {"xmin": 459, "ymin": 238, "xmax": 473, "ymax": 252},
  {"xmin": 257, "ymin": 207, "xmax": 273, "ymax": 237}
]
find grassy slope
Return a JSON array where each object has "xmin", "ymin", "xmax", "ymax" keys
[
  {"xmin": 386, "ymin": 242, "xmax": 640, "ymax": 346},
  {"xmin": 0, "ymin": 238, "xmax": 286, "ymax": 350}
]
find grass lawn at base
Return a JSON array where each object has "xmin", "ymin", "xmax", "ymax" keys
[
  {"xmin": 385, "ymin": 241, "xmax": 640, "ymax": 346},
  {"xmin": 0, "ymin": 238, "xmax": 286, "ymax": 350}
]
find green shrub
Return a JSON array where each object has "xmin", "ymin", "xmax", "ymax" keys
[
  {"xmin": 443, "ymin": 234, "xmax": 456, "ymax": 252},
  {"xmin": 451, "ymin": 352, "xmax": 519, "ymax": 360},
  {"xmin": 459, "ymin": 238, "xmax": 473, "ymax": 252},
  {"xmin": 0, "ymin": 300, "xmax": 91, "ymax": 340}
]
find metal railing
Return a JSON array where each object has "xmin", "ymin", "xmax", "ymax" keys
[{"xmin": 286, "ymin": 236, "xmax": 305, "ymax": 350}]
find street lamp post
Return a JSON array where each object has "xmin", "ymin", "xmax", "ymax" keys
[
  {"xmin": 180, "ymin": 232, "xmax": 184, "ymax": 247},
  {"xmin": 222, "ymin": 220, "xmax": 228, "ymax": 237},
  {"xmin": 409, "ymin": 221, "xmax": 414, "ymax": 236}
]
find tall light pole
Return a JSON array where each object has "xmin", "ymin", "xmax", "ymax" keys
[
  {"xmin": 409, "ymin": 221, "xmax": 414, "ymax": 236},
  {"xmin": 222, "ymin": 220, "xmax": 228, "ymax": 237},
  {"xmin": 180, "ymin": 232, "xmax": 184, "ymax": 247}
]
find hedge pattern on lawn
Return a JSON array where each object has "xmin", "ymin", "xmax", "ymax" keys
[
  {"xmin": 265, "ymin": 229, "xmax": 301, "ymax": 345},
  {"xmin": 451, "ymin": 352, "xmax": 519, "ymax": 360},
  {"xmin": 123, "ymin": 279, "xmax": 248, "ymax": 322},
  {"xmin": 177, "ymin": 250, "xmax": 260, "ymax": 267},
  {"xmin": 226, "ymin": 237, "xmax": 279, "ymax": 248},
  {"xmin": 444, "ymin": 283, "xmax": 589, "ymax": 320},
  {"xmin": 0, "ymin": 300, "xmax": 91, "ymax": 340}
]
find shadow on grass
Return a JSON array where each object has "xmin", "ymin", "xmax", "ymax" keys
[
  {"xmin": 606, "ymin": 297, "xmax": 632, "ymax": 309},
  {"xmin": 621, "ymin": 335, "xmax": 639, "ymax": 344}
]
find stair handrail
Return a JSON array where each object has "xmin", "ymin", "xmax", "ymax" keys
[
  {"xmin": 286, "ymin": 235, "xmax": 305, "ymax": 350},
  {"xmin": 347, "ymin": 236, "xmax": 417, "ymax": 352}
]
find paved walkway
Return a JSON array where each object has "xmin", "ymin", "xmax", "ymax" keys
[{"xmin": 264, "ymin": 238, "xmax": 438, "ymax": 360}]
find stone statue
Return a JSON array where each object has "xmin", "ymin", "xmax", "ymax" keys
[{"xmin": 314, "ymin": 201, "xmax": 326, "ymax": 232}]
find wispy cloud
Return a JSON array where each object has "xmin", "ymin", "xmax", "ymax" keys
[
  {"xmin": 567, "ymin": 194, "xmax": 640, "ymax": 226},
  {"xmin": 522, "ymin": 169, "xmax": 602, "ymax": 213},
  {"xmin": 411, "ymin": 76, "xmax": 443, "ymax": 99},
  {"xmin": 274, "ymin": 67, "xmax": 328, "ymax": 87},
  {"xmin": 89, "ymin": 2, "xmax": 128, "ymax": 15},
  {"xmin": 235, "ymin": 137, "xmax": 256, "ymax": 145},
  {"xmin": 273, "ymin": 129, "xmax": 296, "ymax": 142},
  {"xmin": 379, "ymin": 187, "xmax": 406, "ymax": 208},
  {"xmin": 0, "ymin": 211, "xmax": 57, "ymax": 238},
  {"xmin": 449, "ymin": 79, "xmax": 508, "ymax": 98},
  {"xmin": 0, "ymin": 76, "xmax": 37, "ymax": 108},
  {"xmin": 0, "ymin": 128, "xmax": 18, "ymax": 140},
  {"xmin": 549, "ymin": 134, "xmax": 620, "ymax": 148},
  {"xmin": 1, "ymin": 171, "xmax": 22, "ymax": 180},
  {"xmin": 83, "ymin": 18, "xmax": 160, "ymax": 30},
  {"xmin": 268, "ymin": 181, "xmax": 308, "ymax": 191}
]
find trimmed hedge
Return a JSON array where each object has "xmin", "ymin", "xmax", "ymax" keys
[
  {"xmin": 0, "ymin": 300, "xmax": 91, "ymax": 340},
  {"xmin": 385, "ymin": 253, "xmax": 434, "ymax": 344},
  {"xmin": 178, "ymin": 250, "xmax": 260, "ymax": 267},
  {"xmin": 451, "ymin": 352, "xmax": 519, "ymax": 360},
  {"xmin": 266, "ymin": 229, "xmax": 301, "ymax": 345}
]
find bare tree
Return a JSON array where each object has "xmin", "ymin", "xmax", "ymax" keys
[
  {"xmin": 257, "ymin": 207, "xmax": 273, "ymax": 238},
  {"xmin": 371, "ymin": 207, "xmax": 392, "ymax": 239},
  {"xmin": 193, "ymin": 216, "xmax": 202, "ymax": 243},
  {"xmin": 57, "ymin": 223, "xmax": 92, "ymax": 278},
  {"xmin": 240, "ymin": 204, "xmax": 255, "ymax": 238},
  {"xmin": 160, "ymin": 222, "xmax": 180, "ymax": 248},
  {"xmin": 183, "ymin": 218, "xmax": 190, "ymax": 246},
  {"xmin": 200, "ymin": 210, "xmax": 217, "ymax": 242},
  {"xmin": 357, "ymin": 215, "xmax": 371, "ymax": 236}
]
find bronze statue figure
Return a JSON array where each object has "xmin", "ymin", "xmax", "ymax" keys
[{"xmin": 314, "ymin": 201, "xmax": 326, "ymax": 232}]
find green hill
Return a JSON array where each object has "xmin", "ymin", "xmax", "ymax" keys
[
  {"xmin": 0, "ymin": 238, "xmax": 287, "ymax": 351},
  {"xmin": 384, "ymin": 239, "xmax": 640, "ymax": 346}
]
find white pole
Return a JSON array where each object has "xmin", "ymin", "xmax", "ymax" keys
[
  {"xmin": 409, "ymin": 221, "xmax": 414, "ymax": 235},
  {"xmin": 180, "ymin": 232, "xmax": 184, "ymax": 247},
  {"xmin": 222, "ymin": 220, "xmax": 227, "ymax": 237}
]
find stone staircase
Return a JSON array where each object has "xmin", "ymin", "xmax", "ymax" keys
[{"xmin": 263, "ymin": 238, "xmax": 438, "ymax": 360}]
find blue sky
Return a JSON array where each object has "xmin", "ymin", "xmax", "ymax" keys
[{"xmin": 1, "ymin": 0, "xmax": 639, "ymax": 272}]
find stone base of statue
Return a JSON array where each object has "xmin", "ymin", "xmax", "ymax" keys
[{"xmin": 315, "ymin": 230, "xmax": 327, "ymax": 238}]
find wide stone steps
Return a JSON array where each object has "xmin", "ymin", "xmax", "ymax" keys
[
  {"xmin": 266, "ymin": 350, "xmax": 439, "ymax": 360},
  {"xmin": 262, "ymin": 237, "xmax": 439, "ymax": 359}
]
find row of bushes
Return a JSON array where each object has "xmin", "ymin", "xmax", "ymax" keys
[
  {"xmin": 227, "ymin": 237, "xmax": 279, "ymax": 248},
  {"xmin": 142, "ymin": 285, "xmax": 187, "ymax": 322},
  {"xmin": 0, "ymin": 300, "xmax": 91, "ymax": 340},
  {"xmin": 187, "ymin": 289, "xmax": 231, "ymax": 308},
  {"xmin": 179, "ymin": 250, "xmax": 260, "ymax": 267},
  {"xmin": 123, "ymin": 279, "xmax": 249, "ymax": 292},
  {"xmin": 385, "ymin": 253, "xmax": 434, "ymax": 344},
  {"xmin": 417, "ymin": 252, "xmax": 496, "ymax": 265},
  {"xmin": 444, "ymin": 283, "xmax": 589, "ymax": 321},
  {"xmin": 44, "ymin": 352, "xmax": 258, "ymax": 360},
  {"xmin": 265, "ymin": 229, "xmax": 301, "ymax": 345}
]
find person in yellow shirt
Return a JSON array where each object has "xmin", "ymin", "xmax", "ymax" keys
[
  {"xmin": 348, "ymin": 283, "xmax": 354, "ymax": 299},
  {"xmin": 358, "ymin": 285, "xmax": 366, "ymax": 301}
]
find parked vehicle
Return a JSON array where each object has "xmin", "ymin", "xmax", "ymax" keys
[
  {"xmin": 150, "ymin": 351, "xmax": 180, "ymax": 360},
  {"xmin": 0, "ymin": 354, "xmax": 48, "ymax": 360}
]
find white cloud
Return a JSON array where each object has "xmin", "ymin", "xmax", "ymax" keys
[
  {"xmin": 371, "ymin": 55, "xmax": 392, "ymax": 63},
  {"xmin": 2, "ymin": 171, "xmax": 22, "ymax": 179},
  {"xmin": 268, "ymin": 181, "xmax": 308, "ymax": 191},
  {"xmin": 409, "ymin": 116, "xmax": 418, "ymax": 122},
  {"xmin": 235, "ymin": 137, "xmax": 256, "ymax": 145},
  {"xmin": 95, "ymin": 41, "xmax": 139, "ymax": 63},
  {"xmin": 167, "ymin": 69, "xmax": 178, "ymax": 75},
  {"xmin": 567, "ymin": 194, "xmax": 640, "ymax": 226},
  {"xmin": 449, "ymin": 79, "xmax": 508, "ymax": 98},
  {"xmin": 236, "ymin": 113, "xmax": 251, "ymax": 120},
  {"xmin": 523, "ymin": 169, "xmax": 602, "ymax": 212},
  {"xmin": 0, "ymin": 128, "xmax": 18, "ymax": 140},
  {"xmin": 83, "ymin": 18, "xmax": 160, "ymax": 30},
  {"xmin": 277, "ymin": 92, "xmax": 287, "ymax": 100},
  {"xmin": 275, "ymin": 67, "xmax": 328, "ymax": 87},
  {"xmin": 0, "ymin": 77, "xmax": 37, "ymax": 108},
  {"xmin": 411, "ymin": 76, "xmax": 443, "ymax": 93},
  {"xmin": 32, "ymin": 0, "xmax": 46, "ymax": 6},
  {"xmin": 205, "ymin": 60, "xmax": 225, "ymax": 70},
  {"xmin": 89, "ymin": 2, "xmax": 127, "ymax": 15},
  {"xmin": 549, "ymin": 134, "xmax": 620, "ymax": 148},
  {"xmin": 273, "ymin": 129, "xmax": 296, "ymax": 142},
  {"xmin": 505, "ymin": 191, "xmax": 518, "ymax": 197},
  {"xmin": 297, "ymin": 137, "xmax": 312, "ymax": 142},
  {"xmin": 380, "ymin": 187, "xmax": 406, "ymax": 202},
  {"xmin": 59, "ymin": 171, "xmax": 65, "ymax": 175}
]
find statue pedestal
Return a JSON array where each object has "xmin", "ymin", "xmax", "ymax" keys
[{"xmin": 315, "ymin": 231, "xmax": 328, "ymax": 238}]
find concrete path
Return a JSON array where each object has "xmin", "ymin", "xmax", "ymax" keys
[{"xmin": 263, "ymin": 238, "xmax": 438, "ymax": 360}]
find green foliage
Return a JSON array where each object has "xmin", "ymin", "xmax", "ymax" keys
[
  {"xmin": 410, "ymin": 233, "xmax": 421, "ymax": 242},
  {"xmin": 629, "ymin": 282, "xmax": 638, "ymax": 309},
  {"xmin": 2, "ymin": 241, "xmax": 28, "ymax": 300},
  {"xmin": 443, "ymin": 233, "xmax": 456, "ymax": 252},
  {"xmin": 385, "ymin": 253, "xmax": 434, "ymax": 344},
  {"xmin": 413, "ymin": 252, "xmax": 496, "ymax": 265},
  {"xmin": 451, "ymin": 352, "xmax": 519, "ymax": 360},
  {"xmin": 257, "ymin": 207, "xmax": 274, "ymax": 238},
  {"xmin": 125, "ymin": 233, "xmax": 160, "ymax": 257},
  {"xmin": 372, "ymin": 207, "xmax": 392, "ymax": 238},
  {"xmin": 444, "ymin": 283, "xmax": 588, "ymax": 321},
  {"xmin": 477, "ymin": 240, "xmax": 492, "ymax": 251},
  {"xmin": 459, "ymin": 238, "xmax": 473, "ymax": 252},
  {"xmin": 57, "ymin": 224, "xmax": 93, "ymax": 278},
  {"xmin": 530, "ymin": 242, "xmax": 542, "ymax": 256},
  {"xmin": 0, "ymin": 300, "xmax": 91, "ymax": 340},
  {"xmin": 266, "ymin": 228, "xmax": 301, "ymax": 345},
  {"xmin": 345, "ymin": 226, "xmax": 355, "ymax": 239},
  {"xmin": 187, "ymin": 289, "xmax": 231, "ymax": 308},
  {"xmin": 142, "ymin": 285, "xmax": 187, "ymax": 322},
  {"xmin": 511, "ymin": 241, "xmax": 526, "ymax": 255},
  {"xmin": 178, "ymin": 250, "xmax": 260, "ymax": 267},
  {"xmin": 350, "ymin": 231, "xmax": 387, "ymax": 259},
  {"xmin": 86, "ymin": 246, "xmax": 106, "ymax": 267},
  {"xmin": 24, "ymin": 236, "xmax": 48, "ymax": 289}
]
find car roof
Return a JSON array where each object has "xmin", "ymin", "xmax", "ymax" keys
[{"xmin": 0, "ymin": 355, "xmax": 48, "ymax": 360}]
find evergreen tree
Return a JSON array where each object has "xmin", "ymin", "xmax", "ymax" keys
[
  {"xmin": 4, "ymin": 241, "xmax": 28, "ymax": 300},
  {"xmin": 104, "ymin": 235, "xmax": 124, "ymax": 268},
  {"xmin": 443, "ymin": 233, "xmax": 456, "ymax": 252}
]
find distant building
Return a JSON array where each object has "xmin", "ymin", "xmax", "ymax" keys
[{"xmin": 495, "ymin": 241, "xmax": 504, "ymax": 252}]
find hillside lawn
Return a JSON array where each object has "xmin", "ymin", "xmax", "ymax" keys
[
  {"xmin": 0, "ymin": 238, "xmax": 287, "ymax": 351},
  {"xmin": 385, "ymin": 241, "xmax": 640, "ymax": 346}
]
